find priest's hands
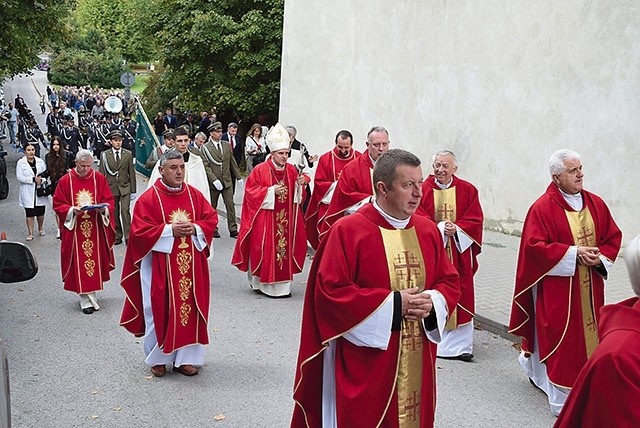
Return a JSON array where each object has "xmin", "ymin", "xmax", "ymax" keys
[
  {"xmin": 443, "ymin": 221, "xmax": 457, "ymax": 237},
  {"xmin": 400, "ymin": 287, "xmax": 433, "ymax": 320},
  {"xmin": 577, "ymin": 246, "xmax": 601, "ymax": 266},
  {"xmin": 172, "ymin": 221, "xmax": 195, "ymax": 237}
]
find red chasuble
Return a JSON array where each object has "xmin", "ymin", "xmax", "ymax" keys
[
  {"xmin": 319, "ymin": 149, "xmax": 374, "ymax": 241},
  {"xmin": 52, "ymin": 168, "xmax": 115, "ymax": 294},
  {"xmin": 119, "ymin": 180, "xmax": 218, "ymax": 354},
  {"xmin": 554, "ymin": 297, "xmax": 640, "ymax": 428},
  {"xmin": 304, "ymin": 147, "xmax": 361, "ymax": 250},
  {"xmin": 508, "ymin": 183, "xmax": 621, "ymax": 387},
  {"xmin": 416, "ymin": 175, "xmax": 483, "ymax": 327},
  {"xmin": 292, "ymin": 204, "xmax": 460, "ymax": 428},
  {"xmin": 232, "ymin": 159, "xmax": 306, "ymax": 284}
]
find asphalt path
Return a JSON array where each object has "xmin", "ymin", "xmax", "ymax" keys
[{"xmin": 1, "ymin": 73, "xmax": 557, "ymax": 427}]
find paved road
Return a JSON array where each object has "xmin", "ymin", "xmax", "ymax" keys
[{"xmin": 0, "ymin": 73, "xmax": 564, "ymax": 427}]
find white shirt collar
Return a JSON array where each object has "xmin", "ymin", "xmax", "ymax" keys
[
  {"xmin": 160, "ymin": 179, "xmax": 183, "ymax": 192},
  {"xmin": 373, "ymin": 200, "xmax": 410, "ymax": 229},
  {"xmin": 434, "ymin": 176, "xmax": 452, "ymax": 189},
  {"xmin": 558, "ymin": 187, "xmax": 583, "ymax": 211},
  {"xmin": 269, "ymin": 157, "xmax": 285, "ymax": 170}
]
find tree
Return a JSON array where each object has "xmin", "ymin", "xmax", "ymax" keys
[
  {"xmin": 0, "ymin": 0, "xmax": 72, "ymax": 78},
  {"xmin": 74, "ymin": 0, "xmax": 155, "ymax": 63},
  {"xmin": 141, "ymin": 0, "xmax": 284, "ymax": 121}
]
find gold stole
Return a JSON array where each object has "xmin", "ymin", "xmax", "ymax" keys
[
  {"xmin": 380, "ymin": 227, "xmax": 426, "ymax": 428},
  {"xmin": 564, "ymin": 207, "xmax": 598, "ymax": 358},
  {"xmin": 74, "ymin": 182, "xmax": 100, "ymax": 282},
  {"xmin": 433, "ymin": 187, "xmax": 457, "ymax": 329},
  {"xmin": 156, "ymin": 189, "xmax": 197, "ymax": 333}
]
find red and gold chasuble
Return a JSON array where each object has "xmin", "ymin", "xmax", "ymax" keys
[
  {"xmin": 380, "ymin": 227, "xmax": 429, "ymax": 427},
  {"xmin": 232, "ymin": 160, "xmax": 306, "ymax": 284},
  {"xmin": 149, "ymin": 187, "xmax": 212, "ymax": 353},
  {"xmin": 120, "ymin": 181, "xmax": 218, "ymax": 350},
  {"xmin": 565, "ymin": 207, "xmax": 598, "ymax": 358},
  {"xmin": 53, "ymin": 169, "xmax": 115, "ymax": 294},
  {"xmin": 272, "ymin": 167, "xmax": 295, "ymax": 282}
]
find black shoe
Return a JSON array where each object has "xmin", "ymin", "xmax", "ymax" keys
[
  {"xmin": 115, "ymin": 239, "xmax": 123, "ymax": 245},
  {"xmin": 213, "ymin": 230, "xmax": 220, "ymax": 238},
  {"xmin": 82, "ymin": 307, "xmax": 95, "ymax": 315},
  {"xmin": 230, "ymin": 230, "xmax": 238, "ymax": 238},
  {"xmin": 438, "ymin": 353, "xmax": 474, "ymax": 362}
]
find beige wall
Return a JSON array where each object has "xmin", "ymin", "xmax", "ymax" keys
[{"xmin": 279, "ymin": 0, "xmax": 640, "ymax": 241}]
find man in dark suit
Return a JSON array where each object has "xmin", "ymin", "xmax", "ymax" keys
[
  {"xmin": 99, "ymin": 130, "xmax": 137, "ymax": 244},
  {"xmin": 201, "ymin": 121, "xmax": 241, "ymax": 238},
  {"xmin": 163, "ymin": 107, "xmax": 177, "ymax": 129},
  {"xmin": 197, "ymin": 111, "xmax": 211, "ymax": 135},
  {"xmin": 222, "ymin": 122, "xmax": 246, "ymax": 175}
]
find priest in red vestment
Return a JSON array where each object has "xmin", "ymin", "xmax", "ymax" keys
[
  {"xmin": 232, "ymin": 123, "xmax": 307, "ymax": 298},
  {"xmin": 416, "ymin": 150, "xmax": 483, "ymax": 362},
  {"xmin": 304, "ymin": 130, "xmax": 361, "ymax": 250},
  {"xmin": 554, "ymin": 235, "xmax": 640, "ymax": 428},
  {"xmin": 52, "ymin": 149, "xmax": 115, "ymax": 314},
  {"xmin": 120, "ymin": 150, "xmax": 218, "ymax": 377},
  {"xmin": 319, "ymin": 126, "xmax": 390, "ymax": 241},
  {"xmin": 292, "ymin": 149, "xmax": 460, "ymax": 428},
  {"xmin": 508, "ymin": 149, "xmax": 622, "ymax": 416}
]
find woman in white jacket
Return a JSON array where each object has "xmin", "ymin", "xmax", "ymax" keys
[{"xmin": 16, "ymin": 142, "xmax": 48, "ymax": 240}]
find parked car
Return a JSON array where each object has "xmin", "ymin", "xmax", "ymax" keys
[{"xmin": 0, "ymin": 235, "xmax": 38, "ymax": 428}]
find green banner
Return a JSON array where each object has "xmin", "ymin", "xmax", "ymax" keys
[{"xmin": 134, "ymin": 99, "xmax": 160, "ymax": 177}]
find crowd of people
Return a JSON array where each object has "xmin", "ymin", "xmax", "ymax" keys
[{"xmin": 8, "ymin": 90, "xmax": 639, "ymax": 427}]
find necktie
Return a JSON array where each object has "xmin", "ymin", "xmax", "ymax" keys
[
  {"xmin": 115, "ymin": 150, "xmax": 120, "ymax": 164},
  {"xmin": 230, "ymin": 136, "xmax": 235, "ymax": 150}
]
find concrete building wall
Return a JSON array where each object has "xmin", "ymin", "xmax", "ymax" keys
[{"xmin": 279, "ymin": 0, "xmax": 640, "ymax": 241}]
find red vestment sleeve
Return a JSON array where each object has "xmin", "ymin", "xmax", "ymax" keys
[
  {"xmin": 554, "ymin": 298, "xmax": 640, "ymax": 427},
  {"xmin": 319, "ymin": 151, "xmax": 374, "ymax": 239}
]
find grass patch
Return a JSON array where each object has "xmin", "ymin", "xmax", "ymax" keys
[{"xmin": 130, "ymin": 73, "xmax": 150, "ymax": 94}]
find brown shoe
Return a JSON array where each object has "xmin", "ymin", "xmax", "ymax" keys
[
  {"xmin": 150, "ymin": 365, "xmax": 166, "ymax": 377},
  {"xmin": 172, "ymin": 364, "xmax": 199, "ymax": 376}
]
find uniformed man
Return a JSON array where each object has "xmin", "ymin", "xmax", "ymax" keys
[{"xmin": 99, "ymin": 130, "xmax": 136, "ymax": 245}]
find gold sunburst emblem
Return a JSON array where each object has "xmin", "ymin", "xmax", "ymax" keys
[
  {"xmin": 76, "ymin": 190, "xmax": 94, "ymax": 218},
  {"xmin": 169, "ymin": 209, "xmax": 192, "ymax": 249},
  {"xmin": 169, "ymin": 209, "xmax": 191, "ymax": 224}
]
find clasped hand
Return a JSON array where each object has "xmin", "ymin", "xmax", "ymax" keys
[
  {"xmin": 172, "ymin": 221, "xmax": 195, "ymax": 237},
  {"xmin": 400, "ymin": 287, "xmax": 433, "ymax": 320},
  {"xmin": 443, "ymin": 221, "xmax": 457, "ymax": 237},
  {"xmin": 577, "ymin": 246, "xmax": 601, "ymax": 266}
]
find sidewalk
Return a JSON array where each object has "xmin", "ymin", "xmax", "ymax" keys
[{"xmin": 475, "ymin": 229, "xmax": 632, "ymax": 339}]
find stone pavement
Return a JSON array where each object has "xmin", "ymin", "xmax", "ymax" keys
[{"xmin": 475, "ymin": 229, "xmax": 633, "ymax": 338}]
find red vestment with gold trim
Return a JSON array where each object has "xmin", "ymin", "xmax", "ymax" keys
[
  {"xmin": 554, "ymin": 297, "xmax": 640, "ymax": 427},
  {"xmin": 292, "ymin": 204, "xmax": 460, "ymax": 428},
  {"xmin": 232, "ymin": 159, "xmax": 306, "ymax": 284},
  {"xmin": 52, "ymin": 168, "xmax": 115, "ymax": 294},
  {"xmin": 119, "ymin": 180, "xmax": 218, "ymax": 354},
  {"xmin": 416, "ymin": 175, "xmax": 483, "ymax": 326},
  {"xmin": 508, "ymin": 183, "xmax": 621, "ymax": 387},
  {"xmin": 304, "ymin": 147, "xmax": 360, "ymax": 250},
  {"xmin": 319, "ymin": 149, "xmax": 374, "ymax": 240}
]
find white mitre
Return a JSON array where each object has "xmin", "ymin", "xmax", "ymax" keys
[{"xmin": 266, "ymin": 123, "xmax": 290, "ymax": 152}]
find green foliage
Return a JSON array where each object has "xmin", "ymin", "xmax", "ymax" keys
[
  {"xmin": 140, "ymin": 0, "xmax": 284, "ymax": 121},
  {"xmin": 48, "ymin": 49, "xmax": 130, "ymax": 88},
  {"xmin": 74, "ymin": 0, "xmax": 155, "ymax": 63},
  {"xmin": 0, "ymin": 0, "xmax": 72, "ymax": 77}
]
